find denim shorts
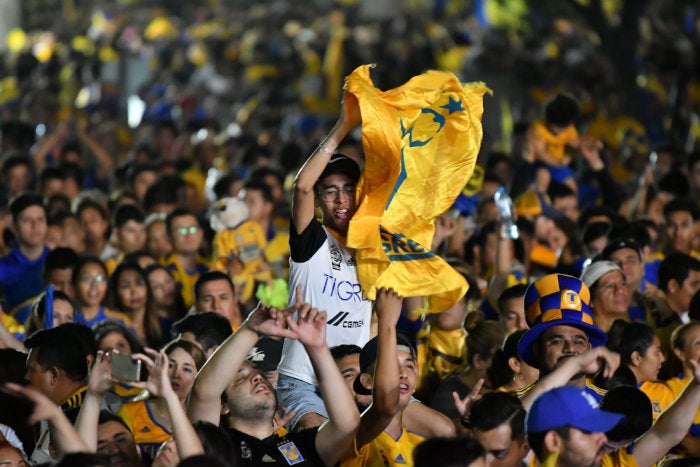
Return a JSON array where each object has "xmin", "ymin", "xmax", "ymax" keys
[{"xmin": 276, "ymin": 374, "xmax": 328, "ymax": 430}]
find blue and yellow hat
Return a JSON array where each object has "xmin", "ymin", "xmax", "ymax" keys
[{"xmin": 518, "ymin": 274, "xmax": 606, "ymax": 369}]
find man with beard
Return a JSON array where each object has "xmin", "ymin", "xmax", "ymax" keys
[
  {"xmin": 517, "ymin": 273, "xmax": 608, "ymax": 401},
  {"xmin": 187, "ymin": 287, "xmax": 359, "ymax": 466}
]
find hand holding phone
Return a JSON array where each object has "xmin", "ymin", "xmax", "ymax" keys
[{"xmin": 110, "ymin": 353, "xmax": 142, "ymax": 382}]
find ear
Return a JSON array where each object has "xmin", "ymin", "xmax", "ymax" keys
[
  {"xmin": 630, "ymin": 350, "xmax": 642, "ymax": 366},
  {"xmin": 544, "ymin": 430, "xmax": 562, "ymax": 454},
  {"xmin": 49, "ymin": 366, "xmax": 61, "ymax": 386},
  {"xmin": 668, "ymin": 278, "xmax": 680, "ymax": 294},
  {"xmin": 673, "ymin": 346, "xmax": 685, "ymax": 364},
  {"xmin": 359, "ymin": 372, "xmax": 374, "ymax": 392},
  {"xmin": 508, "ymin": 356, "xmax": 520, "ymax": 374}
]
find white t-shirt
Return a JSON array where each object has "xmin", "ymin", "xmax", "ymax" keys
[{"xmin": 278, "ymin": 220, "xmax": 373, "ymax": 385}]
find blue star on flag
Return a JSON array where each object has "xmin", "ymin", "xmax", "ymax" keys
[{"xmin": 440, "ymin": 97, "xmax": 464, "ymax": 114}]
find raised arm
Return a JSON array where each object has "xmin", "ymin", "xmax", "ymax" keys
[
  {"xmin": 286, "ymin": 291, "xmax": 361, "ymax": 466},
  {"xmin": 632, "ymin": 360, "xmax": 700, "ymax": 467},
  {"xmin": 131, "ymin": 349, "xmax": 203, "ymax": 460},
  {"xmin": 354, "ymin": 288, "xmax": 402, "ymax": 449},
  {"xmin": 292, "ymin": 91, "xmax": 361, "ymax": 234},
  {"xmin": 75, "ymin": 350, "xmax": 114, "ymax": 450},
  {"xmin": 2, "ymin": 382, "xmax": 88, "ymax": 455},
  {"xmin": 521, "ymin": 346, "xmax": 619, "ymax": 411},
  {"xmin": 187, "ymin": 301, "xmax": 297, "ymax": 424}
]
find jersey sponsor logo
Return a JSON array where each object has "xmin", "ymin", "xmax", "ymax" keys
[
  {"xmin": 321, "ymin": 274, "xmax": 368, "ymax": 302},
  {"xmin": 278, "ymin": 441, "xmax": 305, "ymax": 465},
  {"xmin": 330, "ymin": 243, "xmax": 342, "ymax": 270},
  {"xmin": 327, "ymin": 311, "xmax": 365, "ymax": 328}
]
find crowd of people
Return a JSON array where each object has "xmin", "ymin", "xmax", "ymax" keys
[{"xmin": 3, "ymin": 1, "xmax": 700, "ymax": 467}]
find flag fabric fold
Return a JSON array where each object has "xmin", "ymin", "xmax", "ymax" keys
[{"xmin": 346, "ymin": 64, "xmax": 490, "ymax": 312}]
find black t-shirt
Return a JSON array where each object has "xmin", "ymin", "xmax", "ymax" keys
[
  {"xmin": 289, "ymin": 218, "xmax": 329, "ymax": 263},
  {"xmin": 227, "ymin": 426, "xmax": 326, "ymax": 466}
]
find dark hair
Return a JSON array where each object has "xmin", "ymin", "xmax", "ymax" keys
[
  {"xmin": 547, "ymin": 181, "xmax": 576, "ymax": 202},
  {"xmin": 123, "ymin": 249, "xmax": 157, "ymax": 266},
  {"xmin": 658, "ymin": 172, "xmax": 690, "ymax": 199},
  {"xmin": 487, "ymin": 329, "xmax": 528, "ymax": 389},
  {"xmin": 213, "ymin": 173, "xmax": 240, "ymax": 200},
  {"xmin": 544, "ymin": 93, "xmax": 579, "ymax": 127},
  {"xmin": 529, "ymin": 426, "xmax": 571, "ymax": 461},
  {"xmin": 171, "ymin": 312, "xmax": 233, "ymax": 353},
  {"xmin": 192, "ymin": 421, "xmax": 238, "ymax": 466},
  {"xmin": 658, "ymin": 252, "xmax": 700, "ymax": 292},
  {"xmin": 40, "ymin": 165, "xmax": 66, "ymax": 188},
  {"xmin": 165, "ymin": 208, "xmax": 198, "ymax": 235},
  {"xmin": 242, "ymin": 178, "xmax": 274, "ymax": 204},
  {"xmin": 144, "ymin": 263, "xmax": 187, "ymax": 320},
  {"xmin": 60, "ymin": 322, "xmax": 98, "ymax": 362},
  {"xmin": 497, "ymin": 284, "xmax": 527, "ymax": 315},
  {"xmin": 1, "ymin": 155, "xmax": 35, "ymax": 186},
  {"xmin": 43, "ymin": 247, "xmax": 79, "ymax": 279},
  {"xmin": 127, "ymin": 162, "xmax": 159, "ymax": 185},
  {"xmin": 162, "ymin": 339, "xmax": 207, "ymax": 371},
  {"xmin": 330, "ymin": 344, "xmax": 362, "ymax": 362},
  {"xmin": 143, "ymin": 175, "xmax": 184, "ymax": 213},
  {"xmin": 72, "ymin": 256, "xmax": 108, "ymax": 287},
  {"xmin": 248, "ymin": 166, "xmax": 285, "ymax": 189},
  {"xmin": 600, "ymin": 385, "xmax": 652, "ymax": 443},
  {"xmin": 106, "ymin": 262, "xmax": 163, "ymax": 348},
  {"xmin": 24, "ymin": 326, "xmax": 88, "ymax": 382},
  {"xmin": 98, "ymin": 410, "xmax": 131, "ymax": 432},
  {"xmin": 663, "ymin": 198, "xmax": 697, "ymax": 221},
  {"xmin": 194, "ymin": 271, "xmax": 235, "ymax": 302},
  {"xmin": 470, "ymin": 392, "xmax": 526, "ymax": 441},
  {"xmin": 76, "ymin": 198, "xmax": 108, "ymax": 220},
  {"xmin": 93, "ymin": 320, "xmax": 145, "ymax": 355},
  {"xmin": 26, "ymin": 289, "xmax": 75, "ymax": 335},
  {"xmin": 465, "ymin": 312, "xmax": 505, "ymax": 367},
  {"xmin": 113, "ymin": 204, "xmax": 145, "ymax": 229},
  {"xmin": 413, "ymin": 437, "xmax": 485, "ymax": 467},
  {"xmin": 607, "ymin": 320, "xmax": 656, "ymax": 369}
]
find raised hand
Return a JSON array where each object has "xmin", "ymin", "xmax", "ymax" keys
[
  {"xmin": 244, "ymin": 300, "xmax": 298, "ymax": 340},
  {"xmin": 272, "ymin": 406, "xmax": 296, "ymax": 432},
  {"xmin": 375, "ymin": 287, "xmax": 403, "ymax": 326},
  {"xmin": 288, "ymin": 304, "xmax": 327, "ymax": 351},
  {"xmin": 452, "ymin": 378, "xmax": 484, "ymax": 421},
  {"xmin": 129, "ymin": 348, "xmax": 175, "ymax": 400},
  {"xmin": 1, "ymin": 382, "xmax": 63, "ymax": 425},
  {"xmin": 575, "ymin": 346, "xmax": 620, "ymax": 379},
  {"xmin": 88, "ymin": 350, "xmax": 114, "ymax": 397},
  {"xmin": 339, "ymin": 90, "xmax": 361, "ymax": 131}
]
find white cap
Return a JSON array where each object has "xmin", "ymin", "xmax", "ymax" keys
[{"xmin": 580, "ymin": 260, "xmax": 622, "ymax": 289}]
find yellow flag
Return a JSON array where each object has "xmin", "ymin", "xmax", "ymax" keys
[{"xmin": 346, "ymin": 64, "xmax": 490, "ymax": 312}]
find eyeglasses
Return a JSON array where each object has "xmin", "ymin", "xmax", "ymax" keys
[
  {"xmin": 318, "ymin": 186, "xmax": 355, "ymax": 201},
  {"xmin": 174, "ymin": 226, "xmax": 200, "ymax": 236},
  {"xmin": 79, "ymin": 275, "xmax": 107, "ymax": 285}
]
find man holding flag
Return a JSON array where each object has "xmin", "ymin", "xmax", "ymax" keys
[{"xmin": 277, "ymin": 65, "xmax": 489, "ymax": 434}]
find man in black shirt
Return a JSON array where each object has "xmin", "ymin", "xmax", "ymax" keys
[{"xmin": 187, "ymin": 288, "xmax": 360, "ymax": 466}]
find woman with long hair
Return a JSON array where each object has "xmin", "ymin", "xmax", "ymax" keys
[
  {"xmin": 486, "ymin": 329, "xmax": 539, "ymax": 394},
  {"xmin": 73, "ymin": 256, "xmax": 132, "ymax": 329},
  {"xmin": 106, "ymin": 261, "xmax": 169, "ymax": 348},
  {"xmin": 116, "ymin": 339, "xmax": 206, "ymax": 460},
  {"xmin": 144, "ymin": 264, "xmax": 187, "ymax": 323}
]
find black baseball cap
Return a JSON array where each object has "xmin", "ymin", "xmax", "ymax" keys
[
  {"xmin": 602, "ymin": 239, "xmax": 642, "ymax": 261},
  {"xmin": 353, "ymin": 333, "xmax": 416, "ymax": 396},
  {"xmin": 315, "ymin": 154, "xmax": 361, "ymax": 188}
]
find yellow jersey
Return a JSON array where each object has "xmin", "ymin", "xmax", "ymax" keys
[
  {"xmin": 340, "ymin": 428, "xmax": 425, "ymax": 467},
  {"xmin": 117, "ymin": 399, "xmax": 171, "ymax": 460}
]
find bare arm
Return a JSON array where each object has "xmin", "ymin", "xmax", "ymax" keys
[
  {"xmin": 633, "ymin": 360, "xmax": 700, "ymax": 467},
  {"xmin": 286, "ymin": 298, "xmax": 361, "ymax": 466},
  {"xmin": 131, "ymin": 349, "xmax": 203, "ymax": 459},
  {"xmin": 521, "ymin": 347, "xmax": 619, "ymax": 411},
  {"xmin": 487, "ymin": 235, "xmax": 514, "ymax": 309},
  {"xmin": 354, "ymin": 288, "xmax": 401, "ymax": 449},
  {"xmin": 187, "ymin": 302, "xmax": 297, "ymax": 424},
  {"xmin": 2, "ymin": 382, "xmax": 88, "ymax": 454},
  {"xmin": 76, "ymin": 127, "xmax": 114, "ymax": 182},
  {"xmin": 292, "ymin": 91, "xmax": 361, "ymax": 234},
  {"xmin": 75, "ymin": 350, "xmax": 113, "ymax": 450},
  {"xmin": 403, "ymin": 399, "xmax": 457, "ymax": 437}
]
